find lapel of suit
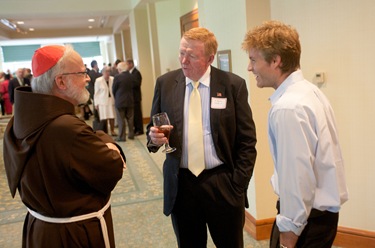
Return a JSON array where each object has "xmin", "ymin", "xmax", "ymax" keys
[
  {"xmin": 209, "ymin": 66, "xmax": 226, "ymax": 146},
  {"xmin": 172, "ymin": 70, "xmax": 186, "ymax": 144}
]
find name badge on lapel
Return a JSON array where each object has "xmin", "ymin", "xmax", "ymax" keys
[{"xmin": 211, "ymin": 97, "xmax": 227, "ymax": 109}]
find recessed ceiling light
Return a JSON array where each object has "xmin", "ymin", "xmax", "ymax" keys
[
  {"xmin": 88, "ymin": 26, "xmax": 93, "ymax": 29},
  {"xmin": 29, "ymin": 28, "xmax": 35, "ymax": 31},
  {"xmin": 17, "ymin": 21, "xmax": 24, "ymax": 25},
  {"xmin": 88, "ymin": 19, "xmax": 95, "ymax": 22}
]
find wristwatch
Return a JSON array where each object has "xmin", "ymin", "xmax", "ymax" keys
[{"xmin": 280, "ymin": 245, "xmax": 288, "ymax": 248}]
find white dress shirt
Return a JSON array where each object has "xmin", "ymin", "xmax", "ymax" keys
[
  {"xmin": 181, "ymin": 66, "xmax": 223, "ymax": 169},
  {"xmin": 268, "ymin": 70, "xmax": 348, "ymax": 236}
]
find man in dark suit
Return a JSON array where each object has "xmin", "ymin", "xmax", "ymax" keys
[
  {"xmin": 113, "ymin": 62, "xmax": 136, "ymax": 141},
  {"xmin": 126, "ymin": 59, "xmax": 144, "ymax": 135},
  {"xmin": 147, "ymin": 27, "xmax": 257, "ymax": 248},
  {"xmin": 88, "ymin": 60, "xmax": 102, "ymax": 100},
  {"xmin": 9, "ymin": 68, "xmax": 30, "ymax": 104}
]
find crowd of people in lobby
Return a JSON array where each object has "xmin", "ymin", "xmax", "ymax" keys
[
  {"xmin": 0, "ymin": 68, "xmax": 32, "ymax": 116},
  {"xmin": 82, "ymin": 58, "xmax": 144, "ymax": 142},
  {"xmin": 0, "ymin": 57, "xmax": 144, "ymax": 142},
  {"xmin": 1, "ymin": 21, "xmax": 348, "ymax": 248}
]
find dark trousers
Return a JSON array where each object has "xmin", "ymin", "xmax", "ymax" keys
[
  {"xmin": 134, "ymin": 101, "xmax": 144, "ymax": 134},
  {"xmin": 270, "ymin": 201, "xmax": 339, "ymax": 248},
  {"xmin": 171, "ymin": 166, "xmax": 245, "ymax": 248},
  {"xmin": 0, "ymin": 100, "xmax": 5, "ymax": 115},
  {"xmin": 116, "ymin": 107, "xmax": 134, "ymax": 140}
]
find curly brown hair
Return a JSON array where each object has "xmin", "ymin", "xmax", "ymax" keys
[{"xmin": 242, "ymin": 20, "xmax": 301, "ymax": 73}]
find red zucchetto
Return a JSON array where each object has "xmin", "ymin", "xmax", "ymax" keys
[{"xmin": 32, "ymin": 45, "xmax": 65, "ymax": 77}]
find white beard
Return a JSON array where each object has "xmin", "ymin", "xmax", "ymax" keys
[{"xmin": 65, "ymin": 79, "xmax": 90, "ymax": 105}]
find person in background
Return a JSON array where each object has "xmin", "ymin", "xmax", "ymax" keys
[
  {"xmin": 126, "ymin": 59, "xmax": 144, "ymax": 135},
  {"xmin": 3, "ymin": 45, "xmax": 126, "ymax": 248},
  {"xmin": 0, "ymin": 73, "xmax": 12, "ymax": 115},
  {"xmin": 8, "ymin": 68, "xmax": 30, "ymax": 104},
  {"xmin": 88, "ymin": 60, "xmax": 102, "ymax": 100},
  {"xmin": 24, "ymin": 68, "xmax": 33, "ymax": 82},
  {"xmin": 112, "ymin": 62, "xmax": 136, "ymax": 142},
  {"xmin": 110, "ymin": 59, "xmax": 121, "ymax": 77},
  {"xmin": 242, "ymin": 20, "xmax": 349, "ymax": 248},
  {"xmin": 0, "ymin": 72, "xmax": 5, "ymax": 115},
  {"xmin": 85, "ymin": 64, "xmax": 90, "ymax": 73},
  {"xmin": 94, "ymin": 66, "xmax": 117, "ymax": 136},
  {"xmin": 147, "ymin": 27, "xmax": 257, "ymax": 248},
  {"xmin": 80, "ymin": 60, "xmax": 101, "ymax": 120}
]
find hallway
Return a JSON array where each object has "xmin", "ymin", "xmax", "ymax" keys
[{"xmin": 0, "ymin": 124, "xmax": 269, "ymax": 247}]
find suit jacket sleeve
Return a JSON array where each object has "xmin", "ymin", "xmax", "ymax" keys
[
  {"xmin": 146, "ymin": 77, "xmax": 162, "ymax": 153},
  {"xmin": 9, "ymin": 80, "xmax": 15, "ymax": 103},
  {"xmin": 231, "ymin": 78, "xmax": 257, "ymax": 191},
  {"xmin": 112, "ymin": 76, "xmax": 118, "ymax": 96}
]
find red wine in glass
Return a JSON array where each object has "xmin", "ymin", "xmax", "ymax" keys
[
  {"xmin": 152, "ymin": 112, "xmax": 176, "ymax": 153},
  {"xmin": 157, "ymin": 125, "xmax": 171, "ymax": 139}
]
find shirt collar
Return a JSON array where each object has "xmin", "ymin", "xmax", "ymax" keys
[
  {"xmin": 185, "ymin": 66, "xmax": 211, "ymax": 87},
  {"xmin": 269, "ymin": 70, "xmax": 304, "ymax": 105},
  {"xmin": 129, "ymin": 67, "xmax": 135, "ymax": 74}
]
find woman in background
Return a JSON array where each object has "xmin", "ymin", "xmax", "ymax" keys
[{"xmin": 0, "ymin": 73, "xmax": 13, "ymax": 115}]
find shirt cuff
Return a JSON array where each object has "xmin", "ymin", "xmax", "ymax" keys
[{"xmin": 276, "ymin": 214, "xmax": 307, "ymax": 236}]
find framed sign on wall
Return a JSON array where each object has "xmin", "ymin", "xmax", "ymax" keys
[{"xmin": 217, "ymin": 50, "xmax": 232, "ymax": 72}]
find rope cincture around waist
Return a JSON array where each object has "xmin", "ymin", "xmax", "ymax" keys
[{"xmin": 27, "ymin": 199, "xmax": 111, "ymax": 248}]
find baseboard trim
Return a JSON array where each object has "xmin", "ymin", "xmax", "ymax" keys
[
  {"xmin": 244, "ymin": 211, "xmax": 274, "ymax": 240},
  {"xmin": 334, "ymin": 226, "xmax": 375, "ymax": 247},
  {"xmin": 244, "ymin": 212, "xmax": 375, "ymax": 247},
  {"xmin": 143, "ymin": 117, "xmax": 150, "ymax": 124}
]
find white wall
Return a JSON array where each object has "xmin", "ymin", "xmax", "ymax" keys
[
  {"xmin": 270, "ymin": 0, "xmax": 375, "ymax": 231},
  {"xmin": 198, "ymin": 0, "xmax": 263, "ymax": 217},
  {"xmin": 129, "ymin": 6, "xmax": 155, "ymax": 120},
  {"xmin": 180, "ymin": 0, "xmax": 198, "ymax": 16},
  {"xmin": 155, "ymin": 0, "xmax": 181, "ymax": 75}
]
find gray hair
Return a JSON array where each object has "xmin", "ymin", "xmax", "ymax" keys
[
  {"xmin": 117, "ymin": 62, "xmax": 127, "ymax": 73},
  {"xmin": 31, "ymin": 45, "xmax": 74, "ymax": 94},
  {"xmin": 102, "ymin": 66, "xmax": 111, "ymax": 72}
]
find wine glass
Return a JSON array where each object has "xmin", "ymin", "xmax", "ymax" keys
[{"xmin": 152, "ymin": 112, "xmax": 176, "ymax": 153}]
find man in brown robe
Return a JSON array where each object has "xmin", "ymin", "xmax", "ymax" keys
[{"xmin": 3, "ymin": 45, "xmax": 126, "ymax": 248}]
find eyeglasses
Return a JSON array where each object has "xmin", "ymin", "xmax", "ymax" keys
[{"xmin": 60, "ymin": 71, "xmax": 88, "ymax": 77}]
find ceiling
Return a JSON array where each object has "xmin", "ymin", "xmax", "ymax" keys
[{"xmin": 0, "ymin": 0, "xmax": 160, "ymax": 46}]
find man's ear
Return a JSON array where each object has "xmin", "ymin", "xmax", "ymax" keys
[
  {"xmin": 207, "ymin": 54, "xmax": 215, "ymax": 64},
  {"xmin": 272, "ymin": 55, "xmax": 282, "ymax": 69},
  {"xmin": 54, "ymin": 75, "xmax": 67, "ymax": 90}
]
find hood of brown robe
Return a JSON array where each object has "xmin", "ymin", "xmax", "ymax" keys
[{"xmin": 3, "ymin": 86, "xmax": 75, "ymax": 197}]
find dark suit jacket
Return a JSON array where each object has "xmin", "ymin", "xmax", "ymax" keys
[
  {"xmin": 113, "ymin": 71, "xmax": 136, "ymax": 109},
  {"xmin": 9, "ymin": 77, "xmax": 30, "ymax": 103},
  {"xmin": 88, "ymin": 69, "xmax": 102, "ymax": 100},
  {"xmin": 131, "ymin": 68, "xmax": 142, "ymax": 102},
  {"xmin": 147, "ymin": 66, "xmax": 257, "ymax": 216}
]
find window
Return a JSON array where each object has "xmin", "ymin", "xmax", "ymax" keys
[
  {"xmin": 1, "ymin": 44, "xmax": 41, "ymax": 62},
  {"xmin": 68, "ymin": 42, "xmax": 101, "ymax": 58}
]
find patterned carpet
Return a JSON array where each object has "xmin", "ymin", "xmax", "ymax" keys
[{"xmin": 0, "ymin": 119, "xmax": 269, "ymax": 247}]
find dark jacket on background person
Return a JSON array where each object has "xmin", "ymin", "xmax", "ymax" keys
[
  {"xmin": 130, "ymin": 68, "xmax": 142, "ymax": 102},
  {"xmin": 112, "ymin": 71, "xmax": 136, "ymax": 109},
  {"xmin": 3, "ymin": 86, "xmax": 125, "ymax": 248},
  {"xmin": 8, "ymin": 77, "xmax": 30, "ymax": 103},
  {"xmin": 88, "ymin": 69, "xmax": 102, "ymax": 100}
]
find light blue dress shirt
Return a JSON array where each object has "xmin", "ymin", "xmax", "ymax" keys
[
  {"xmin": 268, "ymin": 70, "xmax": 349, "ymax": 236},
  {"xmin": 181, "ymin": 66, "xmax": 223, "ymax": 169}
]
